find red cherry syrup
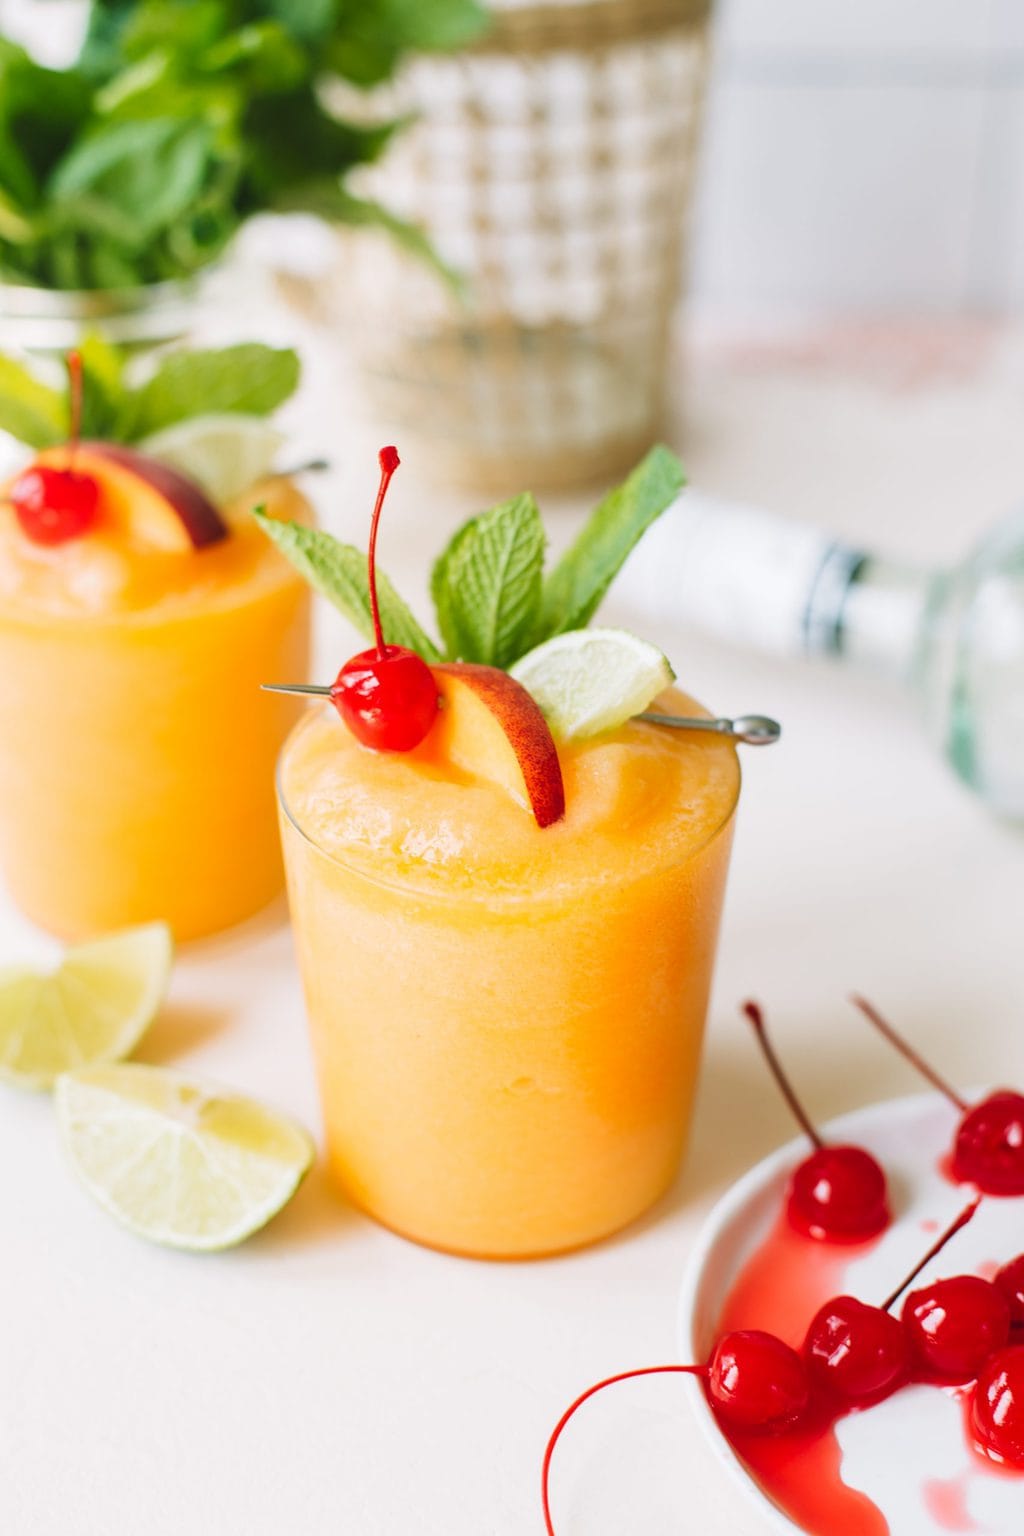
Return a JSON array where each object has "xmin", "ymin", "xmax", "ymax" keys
[
  {"xmin": 9, "ymin": 351, "xmax": 99, "ymax": 545},
  {"xmin": 851, "ymin": 996, "xmax": 1024, "ymax": 1198},
  {"xmin": 743, "ymin": 1001, "xmax": 890, "ymax": 1242},
  {"xmin": 330, "ymin": 447, "xmax": 439, "ymax": 751}
]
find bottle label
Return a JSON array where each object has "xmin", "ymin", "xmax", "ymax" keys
[{"xmin": 618, "ymin": 492, "xmax": 864, "ymax": 657}]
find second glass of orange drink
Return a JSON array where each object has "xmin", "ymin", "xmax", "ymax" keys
[
  {"xmin": 265, "ymin": 446, "xmax": 744, "ymax": 1258},
  {"xmin": 0, "ymin": 344, "xmax": 312, "ymax": 940}
]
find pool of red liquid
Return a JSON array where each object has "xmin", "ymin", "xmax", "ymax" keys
[
  {"xmin": 713, "ymin": 1214, "xmax": 1021, "ymax": 1535},
  {"xmin": 715, "ymin": 1212, "xmax": 890, "ymax": 1535}
]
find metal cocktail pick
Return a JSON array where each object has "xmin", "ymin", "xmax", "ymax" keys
[
  {"xmin": 637, "ymin": 712, "xmax": 781, "ymax": 745},
  {"xmin": 262, "ymin": 684, "xmax": 781, "ymax": 746}
]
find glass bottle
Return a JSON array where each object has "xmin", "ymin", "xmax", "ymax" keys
[{"xmin": 617, "ymin": 493, "xmax": 1024, "ymax": 819}]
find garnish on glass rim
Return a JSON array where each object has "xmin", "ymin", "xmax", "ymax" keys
[
  {"xmin": 326, "ymin": 447, "xmax": 440, "ymax": 753},
  {"xmin": 256, "ymin": 443, "xmax": 781, "ymax": 748},
  {"xmin": 8, "ymin": 352, "xmax": 99, "ymax": 545}
]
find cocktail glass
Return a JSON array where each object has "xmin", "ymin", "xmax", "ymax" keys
[
  {"xmin": 277, "ymin": 690, "xmax": 739, "ymax": 1258},
  {"xmin": 0, "ymin": 479, "xmax": 310, "ymax": 940}
]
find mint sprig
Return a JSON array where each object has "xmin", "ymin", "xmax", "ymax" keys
[
  {"xmin": 431, "ymin": 492, "xmax": 545, "ymax": 669},
  {"xmin": 539, "ymin": 444, "xmax": 686, "ymax": 636},
  {"xmin": 255, "ymin": 444, "xmax": 684, "ymax": 671},
  {"xmin": 0, "ymin": 340, "xmax": 300, "ymax": 450}
]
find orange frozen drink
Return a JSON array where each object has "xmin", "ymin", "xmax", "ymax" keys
[
  {"xmin": 0, "ymin": 345, "xmax": 310, "ymax": 939},
  {"xmin": 278, "ymin": 689, "xmax": 738, "ymax": 1257},
  {"xmin": 262, "ymin": 444, "xmax": 746, "ymax": 1257}
]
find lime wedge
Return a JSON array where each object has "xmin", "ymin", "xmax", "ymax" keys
[
  {"xmin": 56, "ymin": 1064, "xmax": 314, "ymax": 1251},
  {"xmin": 510, "ymin": 628, "xmax": 675, "ymax": 740},
  {"xmin": 139, "ymin": 414, "xmax": 285, "ymax": 503},
  {"xmin": 0, "ymin": 923, "xmax": 172, "ymax": 1091}
]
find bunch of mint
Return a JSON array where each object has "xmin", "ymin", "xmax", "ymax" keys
[
  {"xmin": 0, "ymin": 336, "xmax": 299, "ymax": 447},
  {"xmin": 254, "ymin": 445, "xmax": 685, "ymax": 669},
  {"xmin": 0, "ymin": 0, "xmax": 488, "ymax": 291}
]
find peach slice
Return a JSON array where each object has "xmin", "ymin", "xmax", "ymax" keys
[
  {"xmin": 29, "ymin": 443, "xmax": 227, "ymax": 551},
  {"xmin": 431, "ymin": 663, "xmax": 565, "ymax": 828}
]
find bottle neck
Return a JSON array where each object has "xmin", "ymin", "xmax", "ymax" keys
[
  {"xmin": 836, "ymin": 555, "xmax": 933, "ymax": 684},
  {"xmin": 616, "ymin": 492, "xmax": 932, "ymax": 681}
]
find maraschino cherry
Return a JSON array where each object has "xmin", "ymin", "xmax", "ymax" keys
[
  {"xmin": 902, "ymin": 1273, "xmax": 1010, "ymax": 1383},
  {"xmin": 803, "ymin": 1197, "xmax": 979, "ymax": 1405},
  {"xmin": 971, "ymin": 1346, "xmax": 1024, "ymax": 1467},
  {"xmin": 330, "ymin": 447, "xmax": 439, "ymax": 752},
  {"xmin": 743, "ymin": 1001, "xmax": 889, "ymax": 1242},
  {"xmin": 9, "ymin": 351, "xmax": 99, "ymax": 545},
  {"xmin": 852, "ymin": 995, "xmax": 1024, "ymax": 1197},
  {"xmin": 542, "ymin": 1330, "xmax": 808, "ymax": 1535}
]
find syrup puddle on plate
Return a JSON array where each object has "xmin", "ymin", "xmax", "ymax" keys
[{"xmin": 679, "ymin": 1091, "xmax": 1024, "ymax": 1536}]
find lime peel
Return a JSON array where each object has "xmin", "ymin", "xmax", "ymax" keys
[{"xmin": 140, "ymin": 414, "xmax": 285, "ymax": 503}]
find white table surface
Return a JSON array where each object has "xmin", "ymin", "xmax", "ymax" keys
[{"xmin": 4, "ymin": 313, "xmax": 1024, "ymax": 1536}]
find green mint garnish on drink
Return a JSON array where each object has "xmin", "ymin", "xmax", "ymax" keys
[
  {"xmin": 254, "ymin": 443, "xmax": 685, "ymax": 737},
  {"xmin": 0, "ymin": 338, "xmax": 299, "ymax": 450}
]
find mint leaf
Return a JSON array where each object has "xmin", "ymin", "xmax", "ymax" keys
[
  {"xmin": 431, "ymin": 493, "xmax": 545, "ymax": 667},
  {"xmin": 0, "ymin": 352, "xmax": 66, "ymax": 448},
  {"xmin": 252, "ymin": 511, "xmax": 441, "ymax": 662},
  {"xmin": 122, "ymin": 345, "xmax": 300, "ymax": 440},
  {"xmin": 539, "ymin": 445, "xmax": 685, "ymax": 636},
  {"xmin": 77, "ymin": 331, "xmax": 127, "ymax": 439}
]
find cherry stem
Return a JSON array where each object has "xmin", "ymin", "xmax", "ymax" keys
[
  {"xmin": 67, "ymin": 350, "xmax": 83, "ymax": 470},
  {"xmin": 880, "ymin": 1196, "xmax": 981, "ymax": 1313},
  {"xmin": 542, "ymin": 1365, "xmax": 708, "ymax": 1536},
  {"xmin": 742, "ymin": 1000, "xmax": 824, "ymax": 1150},
  {"xmin": 367, "ymin": 445, "xmax": 400, "ymax": 659},
  {"xmin": 850, "ymin": 995, "xmax": 969, "ymax": 1114}
]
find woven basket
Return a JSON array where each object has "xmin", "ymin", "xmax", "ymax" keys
[{"xmin": 339, "ymin": 0, "xmax": 714, "ymax": 492}]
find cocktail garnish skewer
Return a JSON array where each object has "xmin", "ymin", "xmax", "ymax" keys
[{"xmin": 261, "ymin": 684, "xmax": 781, "ymax": 746}]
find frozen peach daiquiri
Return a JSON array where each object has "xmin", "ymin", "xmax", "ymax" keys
[
  {"xmin": 263, "ymin": 444, "xmax": 776, "ymax": 1260},
  {"xmin": 0, "ymin": 342, "xmax": 312, "ymax": 939}
]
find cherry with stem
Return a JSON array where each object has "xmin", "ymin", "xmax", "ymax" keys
[
  {"xmin": 804, "ymin": 1197, "xmax": 981, "ymax": 1404},
  {"xmin": 9, "ymin": 351, "xmax": 100, "ymax": 546},
  {"xmin": 542, "ymin": 1331, "xmax": 809, "ymax": 1536},
  {"xmin": 328, "ymin": 446, "xmax": 439, "ymax": 752},
  {"xmin": 743, "ymin": 1001, "xmax": 889, "ymax": 1242},
  {"xmin": 851, "ymin": 995, "xmax": 1024, "ymax": 1197}
]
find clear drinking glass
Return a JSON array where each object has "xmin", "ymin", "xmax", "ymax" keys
[{"xmin": 276, "ymin": 695, "xmax": 739, "ymax": 1258}]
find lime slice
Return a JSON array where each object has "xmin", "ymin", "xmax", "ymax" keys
[
  {"xmin": 56, "ymin": 1064, "xmax": 314, "ymax": 1251},
  {"xmin": 0, "ymin": 922, "xmax": 172, "ymax": 1091},
  {"xmin": 139, "ymin": 414, "xmax": 285, "ymax": 503},
  {"xmin": 510, "ymin": 628, "xmax": 675, "ymax": 740}
]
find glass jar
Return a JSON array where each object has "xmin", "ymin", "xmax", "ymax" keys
[{"xmin": 334, "ymin": 0, "xmax": 715, "ymax": 492}]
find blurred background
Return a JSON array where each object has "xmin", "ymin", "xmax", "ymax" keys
[
  {"xmin": 3, "ymin": 0, "xmax": 1022, "ymax": 317},
  {"xmin": 2, "ymin": 0, "xmax": 1023, "ymax": 813}
]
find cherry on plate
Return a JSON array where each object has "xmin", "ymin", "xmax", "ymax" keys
[{"xmin": 744, "ymin": 1001, "xmax": 890, "ymax": 1242}]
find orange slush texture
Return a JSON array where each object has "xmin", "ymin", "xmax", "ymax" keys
[
  {"xmin": 279, "ymin": 691, "xmax": 739, "ymax": 1257},
  {"xmin": 0, "ymin": 479, "xmax": 311, "ymax": 940}
]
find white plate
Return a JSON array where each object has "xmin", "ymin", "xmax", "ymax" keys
[{"xmin": 678, "ymin": 1090, "xmax": 1024, "ymax": 1536}]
